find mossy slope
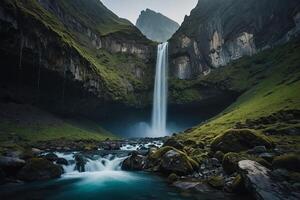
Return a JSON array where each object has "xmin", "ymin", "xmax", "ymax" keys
[{"xmin": 175, "ymin": 38, "xmax": 300, "ymax": 150}]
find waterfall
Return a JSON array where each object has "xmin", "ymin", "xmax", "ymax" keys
[{"xmin": 151, "ymin": 42, "xmax": 168, "ymax": 137}]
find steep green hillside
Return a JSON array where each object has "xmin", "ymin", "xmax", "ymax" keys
[{"xmin": 175, "ymin": 38, "xmax": 300, "ymax": 150}]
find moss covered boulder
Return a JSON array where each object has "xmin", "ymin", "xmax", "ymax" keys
[
  {"xmin": 122, "ymin": 151, "xmax": 145, "ymax": 171},
  {"xmin": 207, "ymin": 176, "xmax": 225, "ymax": 189},
  {"xmin": 17, "ymin": 158, "xmax": 63, "ymax": 182},
  {"xmin": 163, "ymin": 138, "xmax": 184, "ymax": 150},
  {"xmin": 211, "ymin": 129, "xmax": 274, "ymax": 153},
  {"xmin": 272, "ymin": 154, "xmax": 300, "ymax": 172},
  {"xmin": 168, "ymin": 173, "xmax": 179, "ymax": 183},
  {"xmin": 222, "ymin": 153, "xmax": 246, "ymax": 174},
  {"xmin": 146, "ymin": 146, "xmax": 198, "ymax": 175}
]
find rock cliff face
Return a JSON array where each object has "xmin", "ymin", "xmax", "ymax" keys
[
  {"xmin": 169, "ymin": 0, "xmax": 300, "ymax": 79},
  {"xmin": 136, "ymin": 9, "xmax": 179, "ymax": 42},
  {"xmin": 0, "ymin": 0, "xmax": 155, "ymax": 118}
]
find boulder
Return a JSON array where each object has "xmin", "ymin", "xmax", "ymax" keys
[
  {"xmin": 252, "ymin": 146, "xmax": 267, "ymax": 154},
  {"xmin": 146, "ymin": 146, "xmax": 198, "ymax": 175},
  {"xmin": 44, "ymin": 153, "xmax": 58, "ymax": 162},
  {"xmin": 222, "ymin": 153, "xmax": 245, "ymax": 174},
  {"xmin": 160, "ymin": 150, "xmax": 198, "ymax": 175},
  {"xmin": 163, "ymin": 138, "xmax": 184, "ymax": 150},
  {"xmin": 211, "ymin": 129, "xmax": 274, "ymax": 153},
  {"xmin": 214, "ymin": 151, "xmax": 225, "ymax": 162},
  {"xmin": 238, "ymin": 160, "xmax": 300, "ymax": 200},
  {"xmin": 207, "ymin": 175, "xmax": 225, "ymax": 189},
  {"xmin": 122, "ymin": 151, "xmax": 145, "ymax": 171},
  {"xmin": 168, "ymin": 173, "xmax": 179, "ymax": 183},
  {"xmin": 74, "ymin": 154, "xmax": 87, "ymax": 172},
  {"xmin": 0, "ymin": 156, "xmax": 25, "ymax": 175},
  {"xmin": 17, "ymin": 158, "xmax": 63, "ymax": 182},
  {"xmin": 272, "ymin": 154, "xmax": 300, "ymax": 172},
  {"xmin": 56, "ymin": 158, "xmax": 68, "ymax": 166},
  {"xmin": 224, "ymin": 175, "xmax": 246, "ymax": 193}
]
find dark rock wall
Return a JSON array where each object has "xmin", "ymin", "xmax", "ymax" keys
[{"xmin": 169, "ymin": 0, "xmax": 300, "ymax": 79}]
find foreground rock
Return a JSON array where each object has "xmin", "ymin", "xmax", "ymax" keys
[
  {"xmin": 122, "ymin": 151, "xmax": 145, "ymax": 170},
  {"xmin": 0, "ymin": 156, "xmax": 25, "ymax": 175},
  {"xmin": 17, "ymin": 158, "xmax": 63, "ymax": 182},
  {"xmin": 146, "ymin": 147, "xmax": 198, "ymax": 175},
  {"xmin": 211, "ymin": 129, "xmax": 274, "ymax": 153},
  {"xmin": 238, "ymin": 160, "xmax": 300, "ymax": 200}
]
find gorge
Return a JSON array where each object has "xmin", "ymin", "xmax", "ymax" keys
[{"xmin": 0, "ymin": 0, "xmax": 300, "ymax": 200}]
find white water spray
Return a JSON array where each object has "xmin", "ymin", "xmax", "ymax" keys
[{"xmin": 151, "ymin": 42, "xmax": 168, "ymax": 137}]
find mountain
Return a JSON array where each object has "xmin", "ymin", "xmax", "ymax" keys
[
  {"xmin": 167, "ymin": 0, "xmax": 300, "ymax": 156},
  {"xmin": 136, "ymin": 9, "xmax": 180, "ymax": 42},
  {"xmin": 0, "ymin": 0, "xmax": 156, "ymax": 141},
  {"xmin": 169, "ymin": 0, "xmax": 300, "ymax": 79}
]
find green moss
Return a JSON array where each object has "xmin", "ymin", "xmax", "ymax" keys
[
  {"xmin": 0, "ymin": 119, "xmax": 117, "ymax": 143},
  {"xmin": 207, "ymin": 176, "xmax": 225, "ymax": 189},
  {"xmin": 149, "ymin": 146, "xmax": 199, "ymax": 170},
  {"xmin": 211, "ymin": 129, "xmax": 274, "ymax": 153},
  {"xmin": 222, "ymin": 152, "xmax": 247, "ymax": 175},
  {"xmin": 175, "ymin": 38, "xmax": 300, "ymax": 151},
  {"xmin": 2, "ymin": 0, "xmax": 154, "ymax": 105},
  {"xmin": 272, "ymin": 154, "xmax": 300, "ymax": 172},
  {"xmin": 168, "ymin": 173, "xmax": 179, "ymax": 183}
]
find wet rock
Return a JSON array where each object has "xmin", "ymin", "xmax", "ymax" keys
[
  {"xmin": 239, "ymin": 160, "xmax": 300, "ymax": 200},
  {"xmin": 56, "ymin": 158, "xmax": 68, "ymax": 166},
  {"xmin": 160, "ymin": 150, "xmax": 197, "ymax": 175},
  {"xmin": 0, "ymin": 156, "xmax": 25, "ymax": 175},
  {"xmin": 17, "ymin": 158, "xmax": 63, "ymax": 182},
  {"xmin": 207, "ymin": 175, "xmax": 224, "ymax": 189},
  {"xmin": 214, "ymin": 151, "xmax": 225, "ymax": 162},
  {"xmin": 102, "ymin": 142, "xmax": 121, "ymax": 150},
  {"xmin": 259, "ymin": 153, "xmax": 275, "ymax": 163},
  {"xmin": 272, "ymin": 154, "xmax": 300, "ymax": 172},
  {"xmin": 222, "ymin": 153, "xmax": 245, "ymax": 175},
  {"xmin": 252, "ymin": 146, "xmax": 267, "ymax": 154},
  {"xmin": 44, "ymin": 153, "xmax": 58, "ymax": 162},
  {"xmin": 173, "ymin": 181, "xmax": 213, "ymax": 193},
  {"xmin": 211, "ymin": 129, "xmax": 274, "ymax": 153},
  {"xmin": 146, "ymin": 146, "xmax": 198, "ymax": 175},
  {"xmin": 163, "ymin": 138, "xmax": 184, "ymax": 150},
  {"xmin": 224, "ymin": 174, "xmax": 246, "ymax": 193},
  {"xmin": 168, "ymin": 173, "xmax": 179, "ymax": 183},
  {"xmin": 74, "ymin": 154, "xmax": 87, "ymax": 172},
  {"xmin": 122, "ymin": 151, "xmax": 145, "ymax": 171}
]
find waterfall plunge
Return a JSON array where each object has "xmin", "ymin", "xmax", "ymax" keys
[{"xmin": 151, "ymin": 42, "xmax": 168, "ymax": 137}]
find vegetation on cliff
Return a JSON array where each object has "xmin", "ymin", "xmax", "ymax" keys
[{"xmin": 174, "ymin": 37, "xmax": 300, "ymax": 153}]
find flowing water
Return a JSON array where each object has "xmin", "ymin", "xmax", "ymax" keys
[
  {"xmin": 152, "ymin": 42, "xmax": 168, "ymax": 137},
  {"xmin": 0, "ymin": 152, "xmax": 244, "ymax": 200}
]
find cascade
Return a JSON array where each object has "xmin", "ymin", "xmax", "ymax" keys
[{"xmin": 151, "ymin": 42, "xmax": 168, "ymax": 137}]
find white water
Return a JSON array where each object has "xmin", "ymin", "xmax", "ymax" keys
[
  {"xmin": 151, "ymin": 42, "xmax": 168, "ymax": 137},
  {"xmin": 53, "ymin": 152, "xmax": 127, "ymax": 175}
]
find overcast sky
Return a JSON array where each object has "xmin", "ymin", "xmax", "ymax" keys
[{"xmin": 100, "ymin": 0, "xmax": 198, "ymax": 25}]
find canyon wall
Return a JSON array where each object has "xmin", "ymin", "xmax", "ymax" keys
[
  {"xmin": 169, "ymin": 0, "xmax": 300, "ymax": 79},
  {"xmin": 0, "ymin": 0, "xmax": 156, "ymax": 119}
]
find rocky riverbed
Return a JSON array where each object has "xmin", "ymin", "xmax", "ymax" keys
[{"xmin": 0, "ymin": 133, "xmax": 300, "ymax": 200}]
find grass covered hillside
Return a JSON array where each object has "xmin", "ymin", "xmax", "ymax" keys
[{"xmin": 175, "ymin": 37, "xmax": 300, "ymax": 152}]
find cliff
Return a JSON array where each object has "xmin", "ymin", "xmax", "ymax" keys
[
  {"xmin": 136, "ymin": 9, "xmax": 179, "ymax": 42},
  {"xmin": 0, "ymin": 0, "xmax": 156, "ymax": 119},
  {"xmin": 169, "ymin": 0, "xmax": 300, "ymax": 79}
]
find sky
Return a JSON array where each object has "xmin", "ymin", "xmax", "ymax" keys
[{"xmin": 100, "ymin": 0, "xmax": 198, "ymax": 25}]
